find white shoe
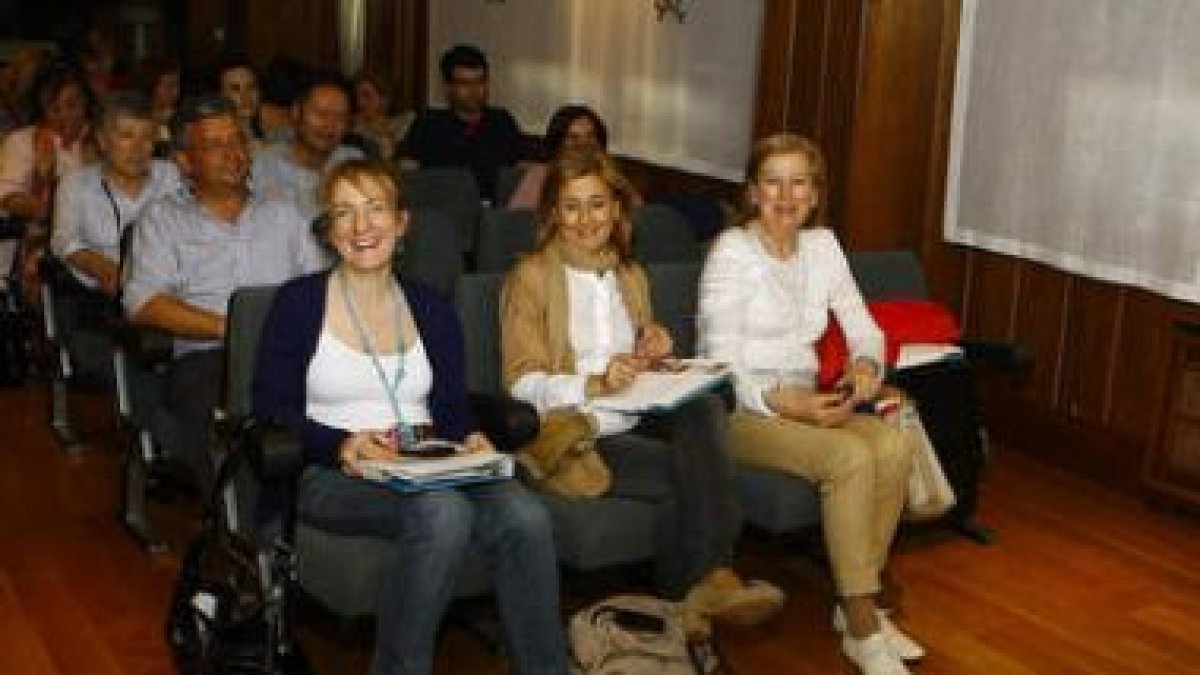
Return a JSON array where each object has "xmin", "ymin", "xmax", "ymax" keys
[
  {"xmin": 833, "ymin": 606, "xmax": 925, "ymax": 662},
  {"xmin": 842, "ymin": 631, "xmax": 911, "ymax": 675}
]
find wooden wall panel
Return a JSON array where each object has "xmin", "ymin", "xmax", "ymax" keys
[
  {"xmin": 182, "ymin": 0, "xmax": 231, "ymax": 68},
  {"xmin": 963, "ymin": 251, "xmax": 1020, "ymax": 342},
  {"xmin": 1059, "ymin": 277, "xmax": 1122, "ymax": 423},
  {"xmin": 1109, "ymin": 290, "xmax": 1174, "ymax": 447},
  {"xmin": 1010, "ymin": 263, "xmax": 1069, "ymax": 405},
  {"xmin": 242, "ymin": 0, "xmax": 338, "ymax": 71},
  {"xmin": 844, "ymin": 0, "xmax": 948, "ymax": 251}
]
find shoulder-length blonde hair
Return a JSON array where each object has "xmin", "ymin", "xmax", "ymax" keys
[
  {"xmin": 535, "ymin": 148, "xmax": 640, "ymax": 262},
  {"xmin": 737, "ymin": 132, "xmax": 828, "ymax": 229}
]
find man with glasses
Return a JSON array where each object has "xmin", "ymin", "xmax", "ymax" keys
[
  {"xmin": 122, "ymin": 94, "xmax": 325, "ymax": 495},
  {"xmin": 398, "ymin": 44, "xmax": 525, "ymax": 201}
]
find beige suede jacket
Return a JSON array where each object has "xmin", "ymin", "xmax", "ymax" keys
[{"xmin": 500, "ymin": 245, "xmax": 654, "ymax": 392}]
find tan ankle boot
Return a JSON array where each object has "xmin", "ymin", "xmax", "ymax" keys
[{"xmin": 684, "ymin": 568, "xmax": 786, "ymax": 630}]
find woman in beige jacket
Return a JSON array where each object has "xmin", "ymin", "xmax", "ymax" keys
[{"xmin": 501, "ymin": 148, "xmax": 783, "ymax": 637}]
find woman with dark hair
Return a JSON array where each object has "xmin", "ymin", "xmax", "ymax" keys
[
  {"xmin": 699, "ymin": 133, "xmax": 921, "ymax": 675},
  {"xmin": 0, "ymin": 60, "xmax": 95, "ymax": 298},
  {"xmin": 501, "ymin": 147, "xmax": 784, "ymax": 637},
  {"xmin": 0, "ymin": 61, "xmax": 95, "ymax": 223},
  {"xmin": 213, "ymin": 55, "xmax": 263, "ymax": 150},
  {"xmin": 505, "ymin": 104, "xmax": 607, "ymax": 209},
  {"xmin": 254, "ymin": 158, "xmax": 569, "ymax": 675},
  {"xmin": 0, "ymin": 47, "xmax": 50, "ymax": 140},
  {"xmin": 137, "ymin": 57, "xmax": 181, "ymax": 156},
  {"xmin": 351, "ymin": 70, "xmax": 413, "ymax": 162}
]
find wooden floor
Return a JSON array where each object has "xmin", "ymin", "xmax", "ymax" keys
[{"xmin": 2, "ymin": 378, "xmax": 1200, "ymax": 674}]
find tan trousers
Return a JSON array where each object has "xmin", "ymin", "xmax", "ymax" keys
[{"xmin": 730, "ymin": 410, "xmax": 914, "ymax": 596}]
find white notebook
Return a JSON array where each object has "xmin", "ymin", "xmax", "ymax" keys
[{"xmin": 590, "ymin": 359, "xmax": 730, "ymax": 413}]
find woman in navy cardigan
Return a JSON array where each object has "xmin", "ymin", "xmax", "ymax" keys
[{"xmin": 253, "ymin": 159, "xmax": 568, "ymax": 675}]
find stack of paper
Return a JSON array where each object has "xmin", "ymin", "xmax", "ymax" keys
[{"xmin": 358, "ymin": 447, "xmax": 514, "ymax": 492}]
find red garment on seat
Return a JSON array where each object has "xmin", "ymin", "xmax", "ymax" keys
[{"xmin": 815, "ymin": 300, "xmax": 961, "ymax": 388}]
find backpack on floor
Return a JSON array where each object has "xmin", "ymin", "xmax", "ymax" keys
[
  {"xmin": 165, "ymin": 451, "xmax": 309, "ymax": 674},
  {"xmin": 569, "ymin": 595, "xmax": 725, "ymax": 674}
]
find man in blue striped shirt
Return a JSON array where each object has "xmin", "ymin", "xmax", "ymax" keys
[{"xmin": 122, "ymin": 94, "xmax": 325, "ymax": 494}]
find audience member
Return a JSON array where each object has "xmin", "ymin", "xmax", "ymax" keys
[
  {"xmin": 501, "ymin": 148, "xmax": 784, "ymax": 638},
  {"xmin": 253, "ymin": 158, "xmax": 569, "ymax": 675},
  {"xmin": 51, "ymin": 93, "xmax": 179, "ymax": 295},
  {"xmin": 0, "ymin": 61, "xmax": 94, "ymax": 223},
  {"xmin": 251, "ymin": 74, "xmax": 362, "ymax": 219},
  {"xmin": 122, "ymin": 94, "xmax": 325, "ymax": 495},
  {"xmin": 79, "ymin": 25, "xmax": 126, "ymax": 98},
  {"xmin": 213, "ymin": 55, "xmax": 263, "ymax": 151},
  {"xmin": 698, "ymin": 133, "xmax": 921, "ymax": 675},
  {"xmin": 507, "ymin": 104, "xmax": 607, "ymax": 209},
  {"xmin": 0, "ymin": 60, "xmax": 95, "ymax": 295},
  {"xmin": 350, "ymin": 70, "xmax": 412, "ymax": 162},
  {"xmin": 258, "ymin": 56, "xmax": 309, "ymax": 144},
  {"xmin": 136, "ymin": 57, "xmax": 181, "ymax": 157},
  {"xmin": 399, "ymin": 44, "xmax": 524, "ymax": 202},
  {"xmin": 0, "ymin": 47, "xmax": 50, "ymax": 140}
]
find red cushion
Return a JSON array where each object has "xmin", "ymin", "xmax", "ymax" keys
[{"xmin": 815, "ymin": 300, "xmax": 961, "ymax": 388}]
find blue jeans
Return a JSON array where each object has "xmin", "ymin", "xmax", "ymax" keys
[{"xmin": 298, "ymin": 469, "xmax": 569, "ymax": 675}]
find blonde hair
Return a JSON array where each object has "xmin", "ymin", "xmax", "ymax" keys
[
  {"xmin": 536, "ymin": 148, "xmax": 639, "ymax": 262},
  {"xmin": 739, "ymin": 132, "xmax": 828, "ymax": 229}
]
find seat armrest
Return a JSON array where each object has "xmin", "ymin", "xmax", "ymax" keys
[
  {"xmin": 111, "ymin": 320, "xmax": 174, "ymax": 367},
  {"xmin": 959, "ymin": 340, "xmax": 1032, "ymax": 372},
  {"xmin": 237, "ymin": 417, "xmax": 306, "ymax": 482},
  {"xmin": 468, "ymin": 392, "xmax": 540, "ymax": 453}
]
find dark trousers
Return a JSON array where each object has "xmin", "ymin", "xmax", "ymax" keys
[
  {"xmin": 164, "ymin": 348, "xmax": 225, "ymax": 497},
  {"xmin": 596, "ymin": 393, "xmax": 743, "ymax": 599}
]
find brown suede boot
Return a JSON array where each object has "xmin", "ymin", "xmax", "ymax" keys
[{"xmin": 682, "ymin": 568, "xmax": 786, "ymax": 638}]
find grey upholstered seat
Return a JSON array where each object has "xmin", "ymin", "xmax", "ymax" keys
[
  {"xmin": 399, "ymin": 167, "xmax": 482, "ymax": 253},
  {"xmin": 474, "ymin": 207, "xmax": 538, "ymax": 273},
  {"xmin": 399, "ymin": 208, "xmax": 464, "ymax": 297},
  {"xmin": 633, "ymin": 203, "xmax": 703, "ymax": 264}
]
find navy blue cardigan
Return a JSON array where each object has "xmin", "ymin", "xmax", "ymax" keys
[{"xmin": 252, "ymin": 270, "xmax": 476, "ymax": 469}]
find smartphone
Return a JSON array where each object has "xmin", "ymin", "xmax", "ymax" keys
[{"xmin": 397, "ymin": 440, "xmax": 460, "ymax": 459}]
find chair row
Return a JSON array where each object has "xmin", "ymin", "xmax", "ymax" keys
[
  {"xmin": 401, "ymin": 166, "xmax": 703, "ymax": 269},
  {"xmin": 220, "ymin": 249, "xmax": 939, "ymax": 621}
]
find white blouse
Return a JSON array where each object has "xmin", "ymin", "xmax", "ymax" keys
[
  {"xmin": 305, "ymin": 329, "xmax": 434, "ymax": 432},
  {"xmin": 698, "ymin": 226, "xmax": 883, "ymax": 416},
  {"xmin": 510, "ymin": 266, "xmax": 640, "ymax": 436}
]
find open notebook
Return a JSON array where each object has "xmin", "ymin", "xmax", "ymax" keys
[{"xmin": 590, "ymin": 359, "xmax": 731, "ymax": 414}]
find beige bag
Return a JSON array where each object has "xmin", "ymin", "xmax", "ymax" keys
[
  {"xmin": 899, "ymin": 405, "xmax": 957, "ymax": 521},
  {"xmin": 569, "ymin": 595, "xmax": 721, "ymax": 674},
  {"xmin": 517, "ymin": 410, "xmax": 611, "ymax": 498}
]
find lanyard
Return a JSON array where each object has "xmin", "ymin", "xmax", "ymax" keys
[
  {"xmin": 337, "ymin": 270, "xmax": 415, "ymax": 445},
  {"xmin": 99, "ymin": 177, "xmax": 123, "ymax": 237}
]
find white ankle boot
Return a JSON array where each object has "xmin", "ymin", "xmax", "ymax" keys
[
  {"xmin": 842, "ymin": 631, "xmax": 911, "ymax": 675},
  {"xmin": 833, "ymin": 605, "xmax": 925, "ymax": 661}
]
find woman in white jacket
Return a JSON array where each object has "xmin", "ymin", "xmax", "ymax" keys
[{"xmin": 698, "ymin": 133, "xmax": 919, "ymax": 675}]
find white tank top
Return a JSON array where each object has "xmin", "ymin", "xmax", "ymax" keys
[{"xmin": 305, "ymin": 329, "xmax": 434, "ymax": 432}]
